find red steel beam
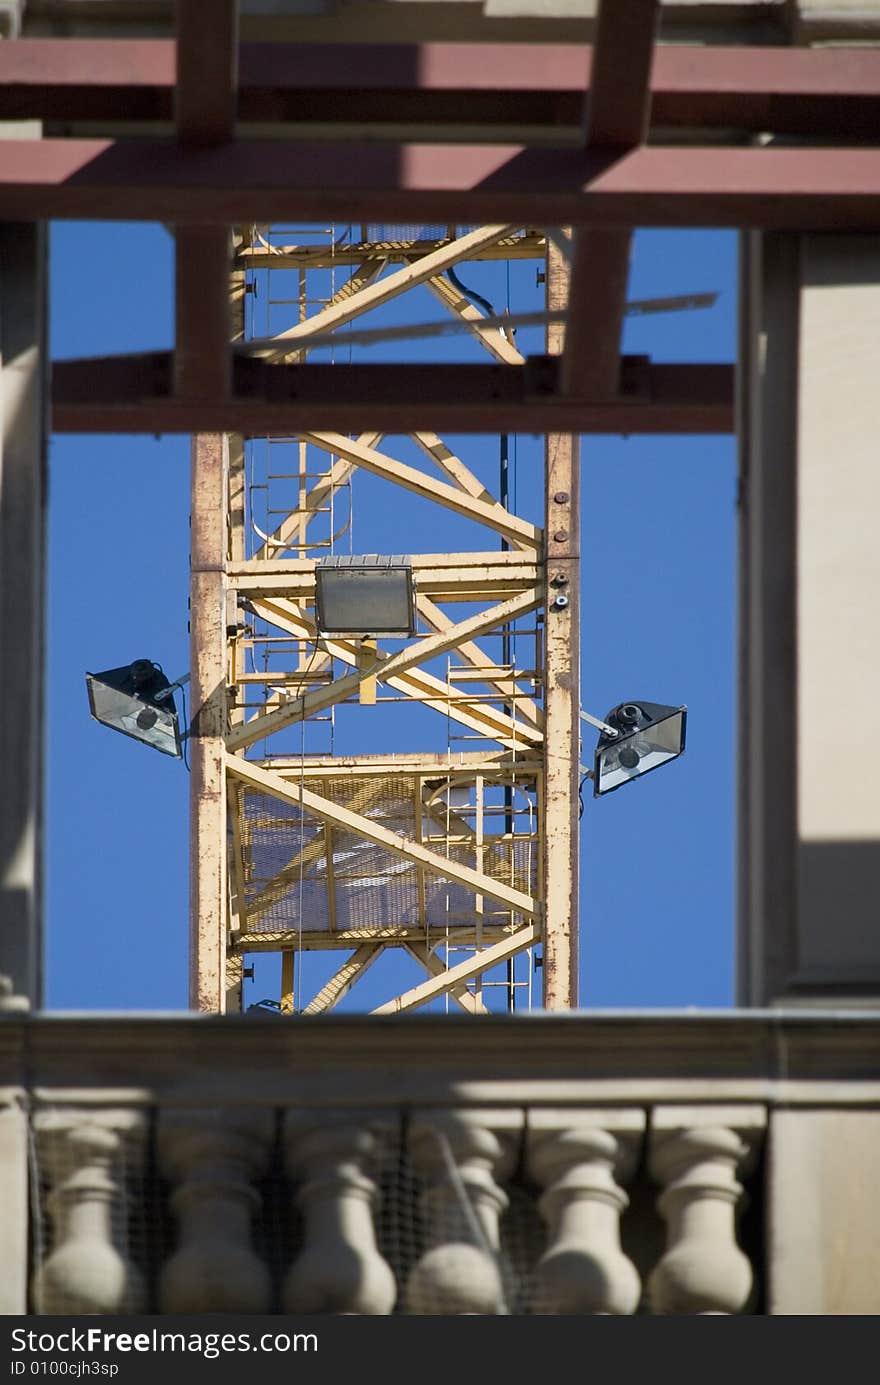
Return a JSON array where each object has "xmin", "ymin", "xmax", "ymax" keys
[
  {"xmin": 2, "ymin": 42, "xmax": 880, "ymax": 136},
  {"xmin": 564, "ymin": 0, "xmax": 659, "ymax": 399},
  {"xmin": 51, "ymin": 353, "xmax": 734, "ymax": 435},
  {"xmin": 582, "ymin": 1, "xmax": 658, "ymax": 148},
  {"xmin": 175, "ymin": 0, "xmax": 238, "ymax": 146},
  {"xmin": 4, "ymin": 141, "xmax": 880, "ymax": 227},
  {"xmin": 174, "ymin": 228, "xmax": 232, "ymax": 400},
  {"xmin": 651, "ymin": 46, "xmax": 880, "ymax": 137},
  {"xmin": 173, "ymin": 0, "xmax": 237, "ymax": 401}
]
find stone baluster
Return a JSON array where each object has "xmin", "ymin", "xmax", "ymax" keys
[
  {"xmin": 647, "ymin": 1105, "xmax": 766, "ymax": 1315},
  {"xmin": 283, "ymin": 1112, "xmax": 396, "ymax": 1315},
  {"xmin": 33, "ymin": 1108, "xmax": 146, "ymax": 1315},
  {"xmin": 159, "ymin": 1109, "xmax": 272, "ymax": 1313},
  {"xmin": 406, "ymin": 1109, "xmax": 519, "ymax": 1315},
  {"xmin": 527, "ymin": 1110, "xmax": 645, "ymax": 1315}
]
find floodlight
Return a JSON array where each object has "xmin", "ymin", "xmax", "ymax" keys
[
  {"xmin": 315, "ymin": 555, "xmax": 415, "ymax": 637},
  {"xmin": 246, "ymin": 999, "xmax": 286, "ymax": 1016},
  {"xmin": 588, "ymin": 700, "xmax": 687, "ymax": 797},
  {"xmin": 86, "ymin": 659, "xmax": 185, "ymax": 759}
]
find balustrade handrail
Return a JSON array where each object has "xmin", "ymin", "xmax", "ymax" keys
[{"xmin": 1, "ymin": 1009, "xmax": 879, "ymax": 1110}]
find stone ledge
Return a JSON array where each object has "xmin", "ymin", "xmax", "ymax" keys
[{"xmin": 1, "ymin": 1009, "xmax": 878, "ymax": 1106}]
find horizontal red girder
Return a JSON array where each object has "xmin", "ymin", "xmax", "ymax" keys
[
  {"xmin": 51, "ymin": 352, "xmax": 734, "ymax": 435},
  {"xmin": 3, "ymin": 140, "xmax": 880, "ymax": 229},
  {"xmin": 0, "ymin": 41, "xmax": 878, "ymax": 135}
]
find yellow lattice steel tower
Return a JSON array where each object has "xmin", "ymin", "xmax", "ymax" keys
[{"xmin": 189, "ymin": 224, "xmax": 579, "ymax": 1016}]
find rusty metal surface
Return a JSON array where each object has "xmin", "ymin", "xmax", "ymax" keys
[
  {"xmin": 189, "ymin": 433, "xmax": 228, "ymax": 1013},
  {"xmin": 541, "ymin": 239, "xmax": 580, "ymax": 1012}
]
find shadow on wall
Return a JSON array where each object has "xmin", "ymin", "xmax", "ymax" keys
[{"xmin": 791, "ymin": 840, "xmax": 880, "ymax": 996}]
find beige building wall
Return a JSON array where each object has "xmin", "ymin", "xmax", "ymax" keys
[
  {"xmin": 768, "ymin": 1109, "xmax": 880, "ymax": 1314},
  {"xmin": 0, "ymin": 1095, "xmax": 28, "ymax": 1313},
  {"xmin": 795, "ymin": 239, "xmax": 880, "ymax": 993},
  {"xmin": 739, "ymin": 233, "xmax": 880, "ymax": 1004}
]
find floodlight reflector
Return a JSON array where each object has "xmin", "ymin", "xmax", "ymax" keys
[
  {"xmin": 594, "ymin": 701, "xmax": 686, "ymax": 796},
  {"xmin": 315, "ymin": 555, "xmax": 415, "ymax": 637},
  {"xmin": 86, "ymin": 660, "xmax": 183, "ymax": 759}
]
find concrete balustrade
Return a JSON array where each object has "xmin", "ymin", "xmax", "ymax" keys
[
  {"xmin": 18, "ymin": 1100, "xmax": 769, "ymax": 1316},
  {"xmin": 9, "ymin": 1012, "xmax": 880, "ymax": 1314}
]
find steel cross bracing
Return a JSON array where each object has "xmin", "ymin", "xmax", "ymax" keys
[{"xmin": 197, "ymin": 222, "xmax": 555, "ymax": 1017}]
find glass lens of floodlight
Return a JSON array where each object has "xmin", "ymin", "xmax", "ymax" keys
[
  {"xmin": 86, "ymin": 675, "xmax": 182, "ymax": 758},
  {"xmin": 315, "ymin": 566, "xmax": 413, "ymax": 635},
  {"xmin": 595, "ymin": 709, "xmax": 685, "ymax": 795}
]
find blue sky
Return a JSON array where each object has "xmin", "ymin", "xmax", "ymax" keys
[{"xmin": 46, "ymin": 222, "xmax": 736, "ymax": 1013}]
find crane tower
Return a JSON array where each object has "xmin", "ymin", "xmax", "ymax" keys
[{"xmin": 189, "ymin": 224, "xmax": 580, "ymax": 1016}]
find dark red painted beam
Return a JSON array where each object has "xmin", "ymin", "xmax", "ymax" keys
[
  {"xmin": 174, "ymin": 227, "xmax": 231, "ymax": 400},
  {"xmin": 564, "ymin": 0, "xmax": 658, "ymax": 399},
  {"xmin": 51, "ymin": 351, "xmax": 733, "ymax": 435},
  {"xmin": 1, "ymin": 41, "xmax": 879, "ymax": 136},
  {"xmin": 175, "ymin": 0, "xmax": 237, "ymax": 146},
  {"xmin": 582, "ymin": 0, "xmax": 658, "ymax": 148},
  {"xmin": 4, "ymin": 140, "xmax": 880, "ymax": 229},
  {"xmin": 173, "ymin": 0, "xmax": 237, "ymax": 400}
]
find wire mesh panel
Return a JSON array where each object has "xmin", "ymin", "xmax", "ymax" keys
[
  {"xmin": 236, "ymin": 773, "xmax": 538, "ymax": 937},
  {"xmin": 366, "ymin": 224, "xmax": 460, "ymax": 242},
  {"xmin": 239, "ymin": 791, "xmax": 333, "ymax": 933},
  {"xmin": 29, "ymin": 1108, "xmax": 159, "ymax": 1314},
  {"xmin": 27, "ymin": 1107, "xmax": 548, "ymax": 1316}
]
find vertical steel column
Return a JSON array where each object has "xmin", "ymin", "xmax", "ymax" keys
[
  {"xmin": 175, "ymin": 0, "xmax": 237, "ymax": 1013},
  {"xmin": 736, "ymin": 232, "xmax": 799, "ymax": 1006},
  {"xmin": 225, "ymin": 239, "xmax": 247, "ymax": 1014},
  {"xmin": 541, "ymin": 237, "xmax": 581, "ymax": 1010},
  {"xmin": 189, "ymin": 432, "xmax": 228, "ymax": 1012}
]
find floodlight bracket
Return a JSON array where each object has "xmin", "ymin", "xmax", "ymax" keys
[
  {"xmin": 579, "ymin": 708, "xmax": 619, "ymax": 738},
  {"xmin": 153, "ymin": 672, "xmax": 191, "ymax": 703}
]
